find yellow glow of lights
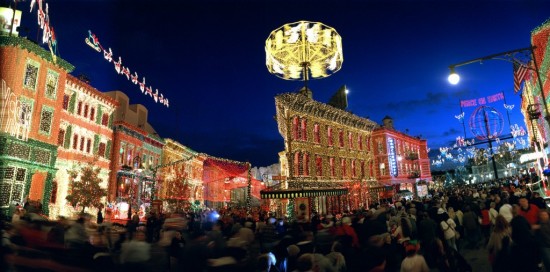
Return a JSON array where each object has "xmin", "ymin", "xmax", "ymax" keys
[{"xmin": 265, "ymin": 21, "xmax": 343, "ymax": 81}]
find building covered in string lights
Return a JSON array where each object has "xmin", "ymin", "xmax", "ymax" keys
[
  {"xmin": 265, "ymin": 89, "xmax": 378, "ymax": 219},
  {"xmin": 521, "ymin": 19, "xmax": 550, "ymax": 181},
  {"xmin": 0, "ymin": 34, "xmax": 74, "ymax": 216},
  {"xmin": 372, "ymin": 116, "xmax": 431, "ymax": 198},
  {"xmin": 50, "ymin": 75, "xmax": 118, "ymax": 218},
  {"xmin": 105, "ymin": 91, "xmax": 165, "ymax": 220},
  {"xmin": 158, "ymin": 138, "xmax": 205, "ymax": 211}
]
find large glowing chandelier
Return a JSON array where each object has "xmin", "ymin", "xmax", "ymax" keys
[{"xmin": 265, "ymin": 21, "xmax": 343, "ymax": 85}]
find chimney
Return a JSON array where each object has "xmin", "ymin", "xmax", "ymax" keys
[{"xmin": 382, "ymin": 116, "xmax": 394, "ymax": 129}]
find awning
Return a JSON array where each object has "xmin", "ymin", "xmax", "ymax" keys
[
  {"xmin": 369, "ymin": 186, "xmax": 394, "ymax": 194},
  {"xmin": 260, "ymin": 188, "xmax": 348, "ymax": 199}
]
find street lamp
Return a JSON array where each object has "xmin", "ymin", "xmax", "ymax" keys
[
  {"xmin": 448, "ymin": 46, "xmax": 549, "ymax": 190},
  {"xmin": 447, "ymin": 46, "xmax": 550, "ymax": 129}
]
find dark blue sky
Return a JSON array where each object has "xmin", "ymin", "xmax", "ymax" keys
[{"xmin": 16, "ymin": 0, "xmax": 550, "ymax": 166}]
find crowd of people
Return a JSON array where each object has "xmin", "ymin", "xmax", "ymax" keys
[{"xmin": 1, "ymin": 175, "xmax": 550, "ymax": 271}]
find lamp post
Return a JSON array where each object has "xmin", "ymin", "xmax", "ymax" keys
[
  {"xmin": 448, "ymin": 46, "xmax": 550, "ymax": 135},
  {"xmin": 448, "ymin": 46, "xmax": 548, "ymax": 191}
]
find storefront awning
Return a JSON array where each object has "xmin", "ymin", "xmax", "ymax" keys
[{"xmin": 260, "ymin": 188, "xmax": 348, "ymax": 199}]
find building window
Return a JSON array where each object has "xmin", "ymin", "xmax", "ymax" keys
[
  {"xmin": 303, "ymin": 153, "xmax": 309, "ymax": 176},
  {"xmin": 62, "ymin": 94, "xmax": 70, "ymax": 110},
  {"xmin": 57, "ymin": 129, "xmax": 65, "ymax": 146},
  {"xmin": 38, "ymin": 107, "xmax": 54, "ymax": 135},
  {"xmin": 352, "ymin": 160, "xmax": 356, "ymax": 177},
  {"xmin": 80, "ymin": 136, "xmax": 85, "ymax": 151},
  {"xmin": 0, "ymin": 167, "xmax": 27, "ymax": 208},
  {"xmin": 102, "ymin": 113, "xmax": 109, "ymax": 126},
  {"xmin": 83, "ymin": 104, "xmax": 89, "ymax": 118},
  {"xmin": 327, "ymin": 127, "xmax": 333, "ymax": 146},
  {"xmin": 119, "ymin": 145, "xmax": 125, "ymax": 164},
  {"xmin": 314, "ymin": 124, "xmax": 320, "ymax": 144},
  {"xmin": 294, "ymin": 152, "xmax": 300, "ymax": 176},
  {"xmin": 98, "ymin": 142, "xmax": 106, "ymax": 158},
  {"xmin": 329, "ymin": 157, "xmax": 335, "ymax": 177},
  {"xmin": 341, "ymin": 159, "xmax": 347, "ymax": 177},
  {"xmin": 72, "ymin": 134, "xmax": 78, "ymax": 149},
  {"xmin": 293, "ymin": 117, "xmax": 299, "ymax": 140},
  {"xmin": 348, "ymin": 132, "xmax": 353, "ymax": 149},
  {"xmin": 50, "ymin": 181, "xmax": 58, "ymax": 204},
  {"xmin": 315, "ymin": 156, "xmax": 323, "ymax": 176},
  {"xmin": 361, "ymin": 161, "xmax": 365, "ymax": 178},
  {"xmin": 77, "ymin": 101, "xmax": 83, "ymax": 115},
  {"xmin": 89, "ymin": 107, "xmax": 95, "ymax": 121},
  {"xmin": 86, "ymin": 138, "xmax": 92, "ymax": 153},
  {"xmin": 358, "ymin": 135, "xmax": 363, "ymax": 150},
  {"xmin": 45, "ymin": 70, "xmax": 59, "ymax": 99},
  {"xmin": 301, "ymin": 119, "xmax": 307, "ymax": 141},
  {"xmin": 339, "ymin": 130, "xmax": 344, "ymax": 148},
  {"xmin": 23, "ymin": 60, "xmax": 39, "ymax": 90}
]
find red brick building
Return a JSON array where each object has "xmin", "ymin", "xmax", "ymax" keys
[
  {"xmin": 0, "ymin": 35, "xmax": 74, "ymax": 215},
  {"xmin": 372, "ymin": 116, "xmax": 431, "ymax": 197}
]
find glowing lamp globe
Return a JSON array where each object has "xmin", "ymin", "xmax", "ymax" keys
[
  {"xmin": 448, "ymin": 72, "xmax": 460, "ymax": 85},
  {"xmin": 468, "ymin": 105, "xmax": 504, "ymax": 140},
  {"xmin": 265, "ymin": 21, "xmax": 343, "ymax": 81}
]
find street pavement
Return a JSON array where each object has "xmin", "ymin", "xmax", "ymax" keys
[{"xmin": 461, "ymin": 245, "xmax": 491, "ymax": 272}]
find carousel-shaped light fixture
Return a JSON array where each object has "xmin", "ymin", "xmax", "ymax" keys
[{"xmin": 265, "ymin": 21, "xmax": 343, "ymax": 86}]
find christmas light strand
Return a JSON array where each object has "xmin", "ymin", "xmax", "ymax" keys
[{"xmin": 85, "ymin": 30, "xmax": 169, "ymax": 107}]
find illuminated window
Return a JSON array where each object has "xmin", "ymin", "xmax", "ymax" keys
[
  {"xmin": 330, "ymin": 157, "xmax": 335, "ymax": 177},
  {"xmin": 77, "ymin": 101, "xmax": 83, "ymax": 115},
  {"xmin": 57, "ymin": 129, "xmax": 65, "ymax": 146},
  {"xmin": 89, "ymin": 107, "xmax": 95, "ymax": 121},
  {"xmin": 38, "ymin": 107, "xmax": 54, "ymax": 135},
  {"xmin": 23, "ymin": 59, "xmax": 39, "ymax": 90},
  {"xmin": 341, "ymin": 159, "xmax": 347, "ymax": 177},
  {"xmin": 0, "ymin": 167, "xmax": 27, "ymax": 208},
  {"xmin": 358, "ymin": 135, "xmax": 363, "ymax": 150},
  {"xmin": 98, "ymin": 142, "xmax": 106, "ymax": 157},
  {"xmin": 348, "ymin": 132, "xmax": 353, "ymax": 149},
  {"xmin": 102, "ymin": 113, "xmax": 109, "ymax": 126},
  {"xmin": 301, "ymin": 119, "xmax": 307, "ymax": 141},
  {"xmin": 315, "ymin": 156, "xmax": 323, "ymax": 176},
  {"xmin": 293, "ymin": 117, "xmax": 299, "ymax": 140},
  {"xmin": 361, "ymin": 161, "xmax": 365, "ymax": 178},
  {"xmin": 351, "ymin": 160, "xmax": 356, "ymax": 177},
  {"xmin": 72, "ymin": 134, "xmax": 78, "ymax": 149},
  {"xmin": 303, "ymin": 153, "xmax": 310, "ymax": 176},
  {"xmin": 294, "ymin": 152, "xmax": 300, "ymax": 176},
  {"xmin": 314, "ymin": 124, "xmax": 320, "ymax": 144},
  {"xmin": 45, "ymin": 70, "xmax": 59, "ymax": 99},
  {"xmin": 86, "ymin": 138, "xmax": 92, "ymax": 153},
  {"xmin": 339, "ymin": 130, "xmax": 344, "ymax": 148},
  {"xmin": 327, "ymin": 127, "xmax": 333, "ymax": 146},
  {"xmin": 119, "ymin": 145, "xmax": 125, "ymax": 164},
  {"xmin": 62, "ymin": 94, "xmax": 70, "ymax": 110}
]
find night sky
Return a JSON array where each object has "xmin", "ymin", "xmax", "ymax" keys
[{"xmin": 12, "ymin": 0, "xmax": 550, "ymax": 166}]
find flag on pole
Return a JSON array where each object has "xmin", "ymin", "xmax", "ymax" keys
[{"xmin": 513, "ymin": 62, "xmax": 528, "ymax": 93}]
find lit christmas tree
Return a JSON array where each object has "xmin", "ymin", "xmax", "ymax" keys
[{"xmin": 66, "ymin": 161, "xmax": 107, "ymax": 213}]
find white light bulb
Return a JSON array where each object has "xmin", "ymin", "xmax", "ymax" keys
[{"xmin": 448, "ymin": 73, "xmax": 460, "ymax": 85}]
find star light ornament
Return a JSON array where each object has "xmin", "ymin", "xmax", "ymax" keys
[{"xmin": 265, "ymin": 21, "xmax": 343, "ymax": 82}]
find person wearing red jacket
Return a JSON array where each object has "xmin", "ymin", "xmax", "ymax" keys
[
  {"xmin": 518, "ymin": 196, "xmax": 540, "ymax": 226},
  {"xmin": 335, "ymin": 217, "xmax": 360, "ymax": 248}
]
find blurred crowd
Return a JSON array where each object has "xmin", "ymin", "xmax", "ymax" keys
[{"xmin": 2, "ymin": 175, "xmax": 550, "ymax": 271}]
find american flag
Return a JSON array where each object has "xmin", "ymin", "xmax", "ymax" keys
[{"xmin": 513, "ymin": 62, "xmax": 529, "ymax": 93}]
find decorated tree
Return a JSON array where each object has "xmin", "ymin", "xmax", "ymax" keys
[{"xmin": 66, "ymin": 161, "xmax": 107, "ymax": 213}]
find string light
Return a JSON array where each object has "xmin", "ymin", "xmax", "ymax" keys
[{"xmin": 85, "ymin": 30, "xmax": 169, "ymax": 107}]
